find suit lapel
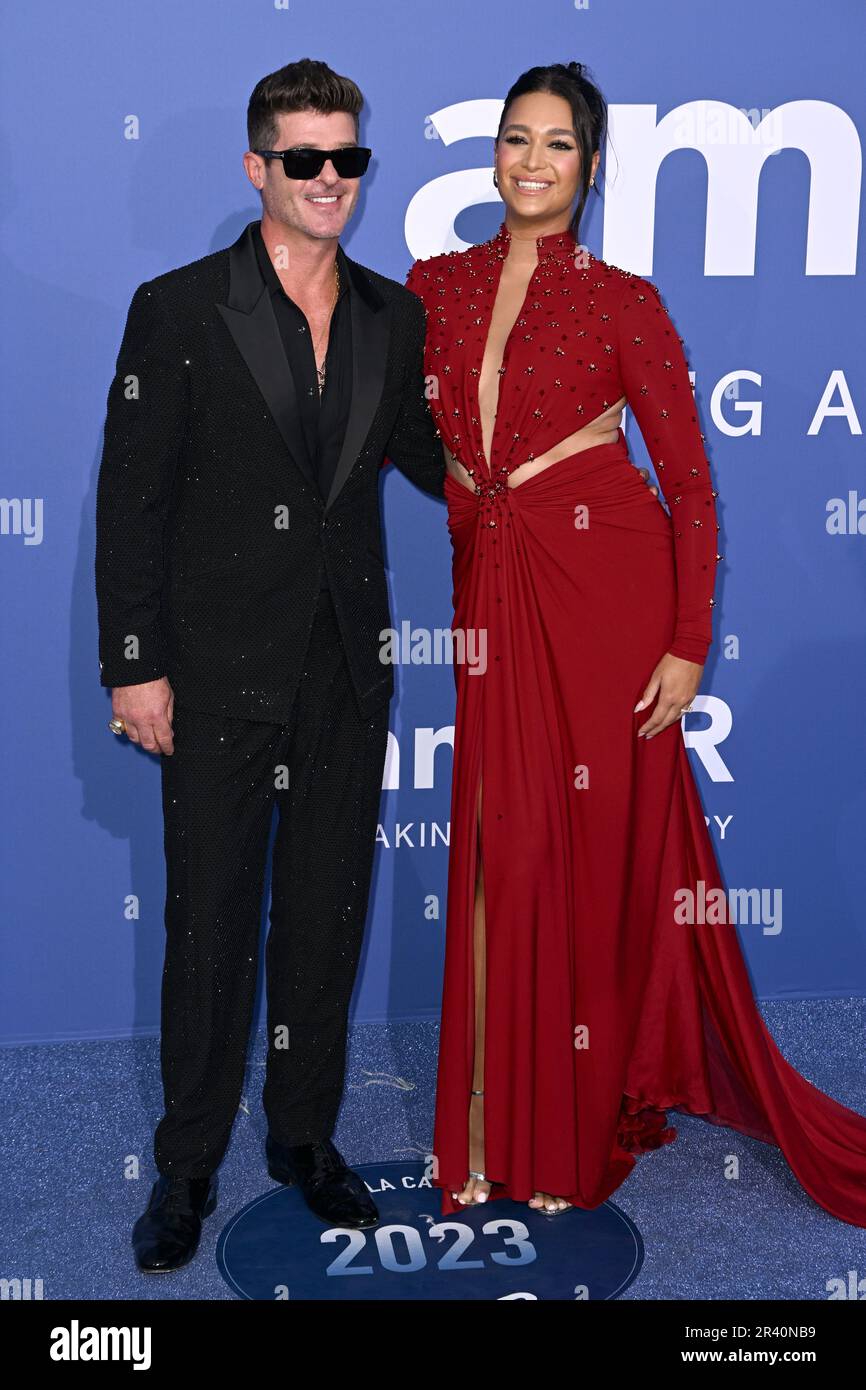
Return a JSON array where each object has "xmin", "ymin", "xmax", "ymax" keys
[
  {"xmin": 216, "ymin": 222, "xmax": 318, "ymax": 495},
  {"xmin": 216, "ymin": 221, "xmax": 392, "ymax": 512}
]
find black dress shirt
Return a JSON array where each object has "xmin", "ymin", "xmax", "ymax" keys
[{"xmin": 252, "ymin": 221, "xmax": 352, "ymax": 591}]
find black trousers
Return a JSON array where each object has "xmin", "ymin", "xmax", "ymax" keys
[{"xmin": 154, "ymin": 590, "xmax": 390, "ymax": 1177}]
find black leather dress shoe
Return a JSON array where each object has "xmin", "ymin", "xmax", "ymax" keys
[
  {"xmin": 266, "ymin": 1136, "xmax": 379, "ymax": 1228},
  {"xmin": 131, "ymin": 1174, "xmax": 217, "ymax": 1273}
]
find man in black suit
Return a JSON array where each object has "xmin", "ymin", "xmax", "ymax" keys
[{"xmin": 95, "ymin": 58, "xmax": 445, "ymax": 1272}]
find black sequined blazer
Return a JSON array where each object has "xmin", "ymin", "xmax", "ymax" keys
[{"xmin": 95, "ymin": 220, "xmax": 445, "ymax": 721}]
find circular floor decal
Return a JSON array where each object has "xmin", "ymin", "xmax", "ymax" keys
[{"xmin": 216, "ymin": 1161, "xmax": 643, "ymax": 1300}]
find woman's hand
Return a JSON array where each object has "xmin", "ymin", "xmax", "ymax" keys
[
  {"xmin": 636, "ymin": 465, "xmax": 659, "ymax": 498},
  {"xmin": 635, "ymin": 653, "xmax": 703, "ymax": 739}
]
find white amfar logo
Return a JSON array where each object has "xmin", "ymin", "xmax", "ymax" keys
[
  {"xmin": 407, "ymin": 98, "xmax": 859, "ymax": 275},
  {"xmin": 382, "ymin": 702, "xmax": 734, "ymax": 789},
  {"xmin": 49, "ymin": 1321, "xmax": 151, "ymax": 1370}
]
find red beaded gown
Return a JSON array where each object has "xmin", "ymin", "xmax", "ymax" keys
[{"xmin": 405, "ymin": 220, "xmax": 866, "ymax": 1226}]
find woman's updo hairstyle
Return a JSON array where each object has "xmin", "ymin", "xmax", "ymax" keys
[{"xmin": 496, "ymin": 61, "xmax": 608, "ymax": 239}]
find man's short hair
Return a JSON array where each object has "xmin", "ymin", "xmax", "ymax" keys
[{"xmin": 247, "ymin": 58, "xmax": 364, "ymax": 149}]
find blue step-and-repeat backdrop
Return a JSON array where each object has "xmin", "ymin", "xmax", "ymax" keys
[{"xmin": 2, "ymin": 1, "xmax": 865, "ymax": 1044}]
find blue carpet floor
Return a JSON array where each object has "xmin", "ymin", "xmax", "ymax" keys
[{"xmin": 2, "ymin": 999, "xmax": 865, "ymax": 1300}]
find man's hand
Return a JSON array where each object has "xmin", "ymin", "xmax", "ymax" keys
[
  {"xmin": 636, "ymin": 465, "xmax": 659, "ymax": 497},
  {"xmin": 634, "ymin": 653, "xmax": 703, "ymax": 739},
  {"xmin": 112, "ymin": 677, "xmax": 175, "ymax": 755}
]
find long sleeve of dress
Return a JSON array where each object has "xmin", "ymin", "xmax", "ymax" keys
[{"xmin": 615, "ymin": 275, "xmax": 719, "ymax": 665}]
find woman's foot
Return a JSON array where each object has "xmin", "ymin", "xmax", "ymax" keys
[
  {"xmin": 452, "ymin": 1090, "xmax": 491, "ymax": 1205},
  {"xmin": 528, "ymin": 1192, "xmax": 572, "ymax": 1215}
]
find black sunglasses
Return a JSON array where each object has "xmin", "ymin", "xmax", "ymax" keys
[{"xmin": 253, "ymin": 146, "xmax": 372, "ymax": 180}]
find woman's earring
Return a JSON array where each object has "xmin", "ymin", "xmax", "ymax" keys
[{"xmin": 493, "ymin": 170, "xmax": 499, "ymax": 188}]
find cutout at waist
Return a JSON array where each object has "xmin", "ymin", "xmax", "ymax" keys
[{"xmin": 444, "ymin": 430, "xmax": 634, "ymax": 497}]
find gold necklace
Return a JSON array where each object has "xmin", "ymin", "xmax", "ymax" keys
[{"xmin": 313, "ymin": 262, "xmax": 340, "ymax": 393}]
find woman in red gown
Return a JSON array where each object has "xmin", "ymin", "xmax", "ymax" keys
[{"xmin": 406, "ymin": 61, "xmax": 866, "ymax": 1225}]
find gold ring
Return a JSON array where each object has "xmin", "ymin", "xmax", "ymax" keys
[{"xmin": 108, "ymin": 717, "xmax": 126, "ymax": 736}]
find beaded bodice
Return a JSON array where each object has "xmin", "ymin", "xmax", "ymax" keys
[{"xmin": 405, "ymin": 220, "xmax": 720, "ymax": 665}]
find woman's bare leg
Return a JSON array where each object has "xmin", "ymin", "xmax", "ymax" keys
[
  {"xmin": 452, "ymin": 777, "xmax": 491, "ymax": 1205},
  {"xmin": 448, "ymin": 776, "xmax": 571, "ymax": 1213}
]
